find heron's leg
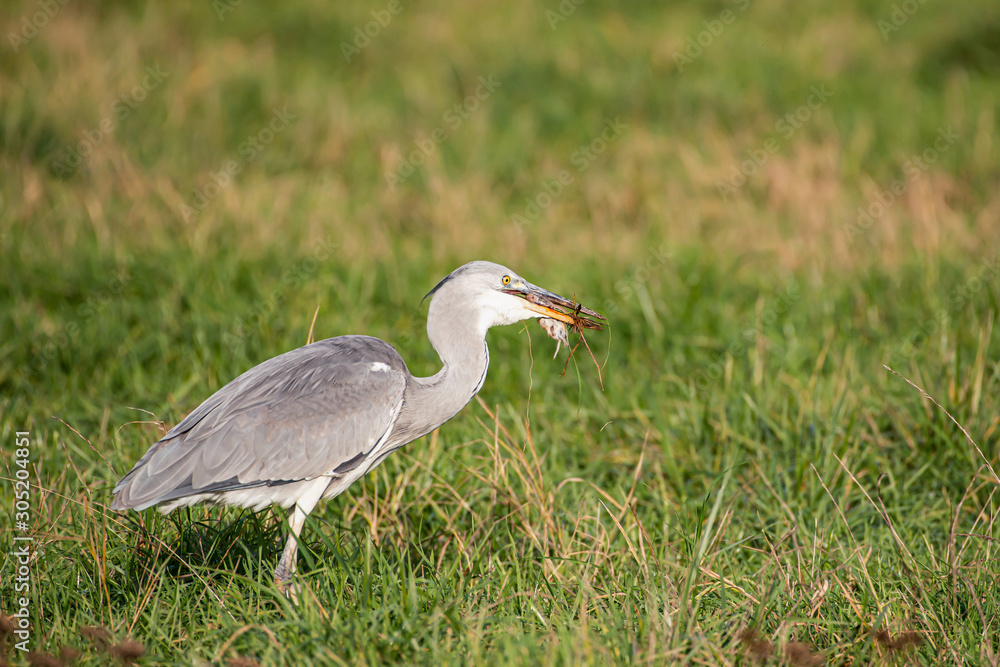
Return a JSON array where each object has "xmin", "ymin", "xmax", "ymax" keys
[
  {"xmin": 274, "ymin": 477, "xmax": 332, "ymax": 596},
  {"xmin": 274, "ymin": 505, "xmax": 307, "ymax": 586}
]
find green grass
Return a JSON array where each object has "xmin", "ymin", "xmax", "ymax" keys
[{"xmin": 2, "ymin": 0, "xmax": 999, "ymax": 664}]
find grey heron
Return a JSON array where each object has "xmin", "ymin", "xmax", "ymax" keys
[{"xmin": 112, "ymin": 261, "xmax": 604, "ymax": 591}]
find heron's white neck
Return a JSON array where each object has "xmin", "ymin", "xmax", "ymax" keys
[{"xmin": 388, "ymin": 300, "xmax": 493, "ymax": 445}]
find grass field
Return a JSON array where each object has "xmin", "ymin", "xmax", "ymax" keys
[{"xmin": 2, "ymin": 0, "xmax": 999, "ymax": 664}]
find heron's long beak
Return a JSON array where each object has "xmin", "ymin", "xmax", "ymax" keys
[{"xmin": 503, "ymin": 282, "xmax": 606, "ymax": 330}]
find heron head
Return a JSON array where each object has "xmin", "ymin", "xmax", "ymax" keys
[{"xmin": 424, "ymin": 261, "xmax": 604, "ymax": 334}]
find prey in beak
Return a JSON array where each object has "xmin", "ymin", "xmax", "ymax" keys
[
  {"xmin": 504, "ymin": 280, "xmax": 607, "ymax": 388},
  {"xmin": 502, "ymin": 282, "xmax": 606, "ymax": 331}
]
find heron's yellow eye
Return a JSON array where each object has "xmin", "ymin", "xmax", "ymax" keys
[{"xmin": 501, "ymin": 275, "xmax": 511, "ymax": 285}]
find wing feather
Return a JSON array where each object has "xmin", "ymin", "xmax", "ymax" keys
[{"xmin": 112, "ymin": 336, "xmax": 407, "ymax": 511}]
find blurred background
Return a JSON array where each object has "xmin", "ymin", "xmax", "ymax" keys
[
  {"xmin": 1, "ymin": 0, "xmax": 999, "ymax": 663},
  {"xmin": 3, "ymin": 0, "xmax": 997, "ymax": 409}
]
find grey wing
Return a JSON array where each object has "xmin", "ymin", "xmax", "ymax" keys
[{"xmin": 112, "ymin": 336, "xmax": 408, "ymax": 511}]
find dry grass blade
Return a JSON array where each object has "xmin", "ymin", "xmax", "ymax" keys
[
  {"xmin": 306, "ymin": 302, "xmax": 322, "ymax": 345},
  {"xmin": 883, "ymin": 365, "xmax": 999, "ymax": 486},
  {"xmin": 53, "ymin": 416, "xmax": 118, "ymax": 477},
  {"xmin": 833, "ymin": 454, "xmax": 920, "ymax": 572},
  {"xmin": 115, "ymin": 407, "xmax": 167, "ymax": 438}
]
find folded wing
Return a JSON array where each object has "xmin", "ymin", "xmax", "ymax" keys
[{"xmin": 112, "ymin": 336, "xmax": 408, "ymax": 511}]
